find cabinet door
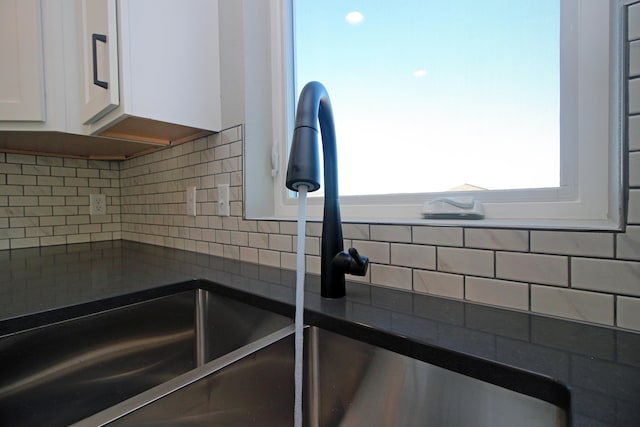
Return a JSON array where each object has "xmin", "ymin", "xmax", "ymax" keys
[
  {"xmin": 78, "ymin": 0, "xmax": 119, "ymax": 124},
  {"xmin": 0, "ymin": 0, "xmax": 45, "ymax": 121}
]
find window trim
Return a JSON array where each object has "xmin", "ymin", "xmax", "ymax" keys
[{"xmin": 244, "ymin": 0, "xmax": 625, "ymax": 230}]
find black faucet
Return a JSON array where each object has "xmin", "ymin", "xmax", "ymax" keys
[{"xmin": 286, "ymin": 81, "xmax": 369, "ymax": 298}]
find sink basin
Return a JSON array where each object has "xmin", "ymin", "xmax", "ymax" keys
[
  {"xmin": 81, "ymin": 326, "xmax": 567, "ymax": 427},
  {"xmin": 0, "ymin": 289, "xmax": 291, "ymax": 426}
]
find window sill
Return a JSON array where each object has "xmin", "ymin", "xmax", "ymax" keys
[{"xmin": 245, "ymin": 213, "xmax": 623, "ymax": 232}]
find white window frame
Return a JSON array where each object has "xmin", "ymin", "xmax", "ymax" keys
[{"xmin": 244, "ymin": 0, "xmax": 625, "ymax": 230}]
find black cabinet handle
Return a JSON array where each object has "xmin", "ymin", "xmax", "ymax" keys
[{"xmin": 92, "ymin": 33, "xmax": 109, "ymax": 89}]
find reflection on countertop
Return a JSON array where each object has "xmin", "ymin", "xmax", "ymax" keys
[{"xmin": 0, "ymin": 240, "xmax": 638, "ymax": 426}]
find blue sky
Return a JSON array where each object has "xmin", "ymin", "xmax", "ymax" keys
[{"xmin": 294, "ymin": 1, "xmax": 560, "ymax": 195}]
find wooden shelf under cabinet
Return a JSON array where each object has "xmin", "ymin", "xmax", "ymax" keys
[{"xmin": 0, "ymin": 129, "xmax": 210, "ymax": 160}]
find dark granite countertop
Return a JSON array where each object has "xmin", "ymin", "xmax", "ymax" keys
[{"xmin": 0, "ymin": 240, "xmax": 638, "ymax": 427}]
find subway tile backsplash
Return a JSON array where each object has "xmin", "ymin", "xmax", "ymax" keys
[
  {"xmin": 1, "ymin": 114, "xmax": 640, "ymax": 333},
  {"xmin": 0, "ymin": 154, "xmax": 121, "ymax": 249},
  {"xmin": 2, "ymin": 7, "xmax": 640, "ymax": 334}
]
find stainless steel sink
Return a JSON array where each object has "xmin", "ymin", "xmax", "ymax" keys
[
  {"xmin": 79, "ymin": 326, "xmax": 567, "ymax": 427},
  {"xmin": 0, "ymin": 289, "xmax": 291, "ymax": 426}
]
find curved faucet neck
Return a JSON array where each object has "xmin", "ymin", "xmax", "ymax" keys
[{"xmin": 294, "ymin": 82, "xmax": 339, "ymax": 199}]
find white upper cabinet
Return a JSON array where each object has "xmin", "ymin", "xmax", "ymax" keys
[
  {"xmin": 0, "ymin": 0, "xmax": 46, "ymax": 122},
  {"xmin": 80, "ymin": 0, "xmax": 222, "ymax": 145},
  {"xmin": 0, "ymin": 0, "xmax": 221, "ymax": 156},
  {"xmin": 78, "ymin": 0, "xmax": 119, "ymax": 124},
  {"xmin": 0, "ymin": 1, "xmax": 79, "ymax": 132}
]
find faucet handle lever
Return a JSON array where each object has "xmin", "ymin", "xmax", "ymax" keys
[
  {"xmin": 348, "ymin": 247, "xmax": 366, "ymax": 268},
  {"xmin": 331, "ymin": 248, "xmax": 369, "ymax": 277}
]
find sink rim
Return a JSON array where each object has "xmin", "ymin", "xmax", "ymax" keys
[{"xmin": 2, "ymin": 278, "xmax": 572, "ymax": 423}]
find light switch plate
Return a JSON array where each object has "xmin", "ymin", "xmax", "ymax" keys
[
  {"xmin": 90, "ymin": 194, "xmax": 106, "ymax": 215},
  {"xmin": 218, "ymin": 184, "xmax": 230, "ymax": 216},
  {"xmin": 186, "ymin": 186, "xmax": 196, "ymax": 216}
]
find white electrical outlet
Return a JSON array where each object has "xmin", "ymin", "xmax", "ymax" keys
[
  {"xmin": 186, "ymin": 186, "xmax": 197, "ymax": 216},
  {"xmin": 90, "ymin": 194, "xmax": 106, "ymax": 215},
  {"xmin": 218, "ymin": 184, "xmax": 230, "ymax": 216}
]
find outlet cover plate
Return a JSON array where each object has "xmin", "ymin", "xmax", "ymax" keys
[
  {"xmin": 90, "ymin": 194, "xmax": 106, "ymax": 215},
  {"xmin": 218, "ymin": 184, "xmax": 230, "ymax": 216},
  {"xmin": 186, "ymin": 186, "xmax": 196, "ymax": 216}
]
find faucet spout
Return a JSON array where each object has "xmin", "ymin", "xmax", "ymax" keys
[{"xmin": 286, "ymin": 82, "xmax": 368, "ymax": 298}]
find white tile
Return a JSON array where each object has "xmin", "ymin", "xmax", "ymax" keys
[
  {"xmin": 207, "ymin": 133, "xmax": 222, "ymax": 148},
  {"xmin": 9, "ymin": 217, "xmax": 38, "ymax": 228},
  {"xmin": 209, "ymin": 242, "xmax": 223, "ymax": 257},
  {"xmin": 530, "ymin": 230, "xmax": 614, "ymax": 257},
  {"xmin": 66, "ymin": 234, "xmax": 90, "ymax": 244},
  {"xmin": 214, "ymin": 144, "xmax": 230, "ymax": 160},
  {"xmin": 188, "ymin": 228, "xmax": 202, "ymax": 241},
  {"xmin": 54, "ymin": 225, "xmax": 79, "ymax": 236},
  {"xmin": 352, "ymin": 240, "xmax": 390, "ymax": 264},
  {"xmin": 617, "ymin": 296, "xmax": 640, "ymax": 331},
  {"xmin": 630, "ymin": 3, "xmax": 640, "ymax": 41},
  {"xmin": 617, "ymin": 225, "xmax": 640, "ymax": 260},
  {"xmin": 10, "ymin": 237, "xmax": 39, "ymax": 249},
  {"xmin": 572, "ymin": 257, "xmax": 640, "ymax": 296},
  {"xmin": 343, "ymin": 223, "xmax": 369, "ymax": 240},
  {"xmin": 0, "ymin": 186, "xmax": 23, "ymax": 196},
  {"xmin": 465, "ymin": 228, "xmax": 528, "ymax": 251},
  {"xmin": 230, "ymin": 231, "xmax": 248, "ymax": 246},
  {"xmin": 305, "ymin": 222, "xmax": 322, "ymax": 237},
  {"xmin": 215, "ymin": 230, "xmax": 231, "ymax": 244},
  {"xmin": 230, "ymin": 141, "xmax": 242, "ymax": 157},
  {"xmin": 238, "ymin": 219, "xmax": 258, "ymax": 232},
  {"xmin": 496, "ymin": 252, "xmax": 568, "ymax": 286},
  {"xmin": 37, "ymin": 156, "xmax": 62, "ymax": 166},
  {"xmin": 257, "ymin": 221, "xmax": 279, "ymax": 234},
  {"xmin": 465, "ymin": 277, "xmax": 529, "ymax": 311},
  {"xmin": 223, "ymin": 245, "xmax": 240, "ymax": 260},
  {"xmin": 0, "ymin": 162, "xmax": 21, "ymax": 174},
  {"xmin": 38, "ymin": 176, "xmax": 64, "ymax": 186},
  {"xmin": 278, "ymin": 221, "xmax": 297, "ymax": 235},
  {"xmin": 371, "ymin": 224, "xmax": 412, "ymax": 243},
  {"xmin": 631, "ymin": 40, "xmax": 640, "ymax": 78},
  {"xmin": 7, "ymin": 153, "xmax": 36, "ymax": 165},
  {"xmin": 531, "ymin": 285, "xmax": 614, "ymax": 325},
  {"xmin": 630, "ymin": 115, "xmax": 640, "ymax": 151},
  {"xmin": 222, "ymin": 126, "xmax": 241, "ymax": 144},
  {"xmin": 222, "ymin": 216, "xmax": 239, "ymax": 231},
  {"xmin": 269, "ymin": 234, "xmax": 292, "ymax": 252},
  {"xmin": 40, "ymin": 236, "xmax": 66, "ymax": 246},
  {"xmin": 7, "ymin": 174, "xmax": 36, "ymax": 185},
  {"xmin": 91, "ymin": 232, "xmax": 112, "ymax": 242},
  {"xmin": 280, "ymin": 251, "xmax": 296, "ymax": 270},
  {"xmin": 413, "ymin": 226, "xmax": 463, "ymax": 246},
  {"xmin": 630, "ymin": 152, "xmax": 640, "ymax": 187},
  {"xmin": 306, "ymin": 255, "xmax": 321, "ymax": 275},
  {"xmin": 293, "ymin": 236, "xmax": 320, "ymax": 256},
  {"xmin": 437, "ymin": 247, "xmax": 494, "ymax": 277},
  {"xmin": 304, "ymin": 237, "xmax": 320, "ymax": 255},
  {"xmin": 629, "ymin": 79, "xmax": 640, "ymax": 115},
  {"xmin": 391, "ymin": 243, "xmax": 436, "ymax": 269},
  {"xmin": 413, "ymin": 270, "xmax": 464, "ymax": 299},
  {"xmin": 258, "ymin": 249, "xmax": 280, "ymax": 267},
  {"xmin": 370, "ymin": 264, "xmax": 412, "ymax": 291}
]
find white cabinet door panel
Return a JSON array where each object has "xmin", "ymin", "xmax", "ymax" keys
[
  {"xmin": 0, "ymin": 0, "xmax": 45, "ymax": 121},
  {"xmin": 78, "ymin": 0, "xmax": 119, "ymax": 124}
]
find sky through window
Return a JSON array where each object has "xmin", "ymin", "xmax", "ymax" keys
[{"xmin": 294, "ymin": 0, "xmax": 560, "ymax": 196}]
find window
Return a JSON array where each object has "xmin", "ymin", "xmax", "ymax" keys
[
  {"xmin": 294, "ymin": 1, "xmax": 560, "ymax": 196},
  {"xmin": 244, "ymin": 0, "xmax": 624, "ymax": 229}
]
